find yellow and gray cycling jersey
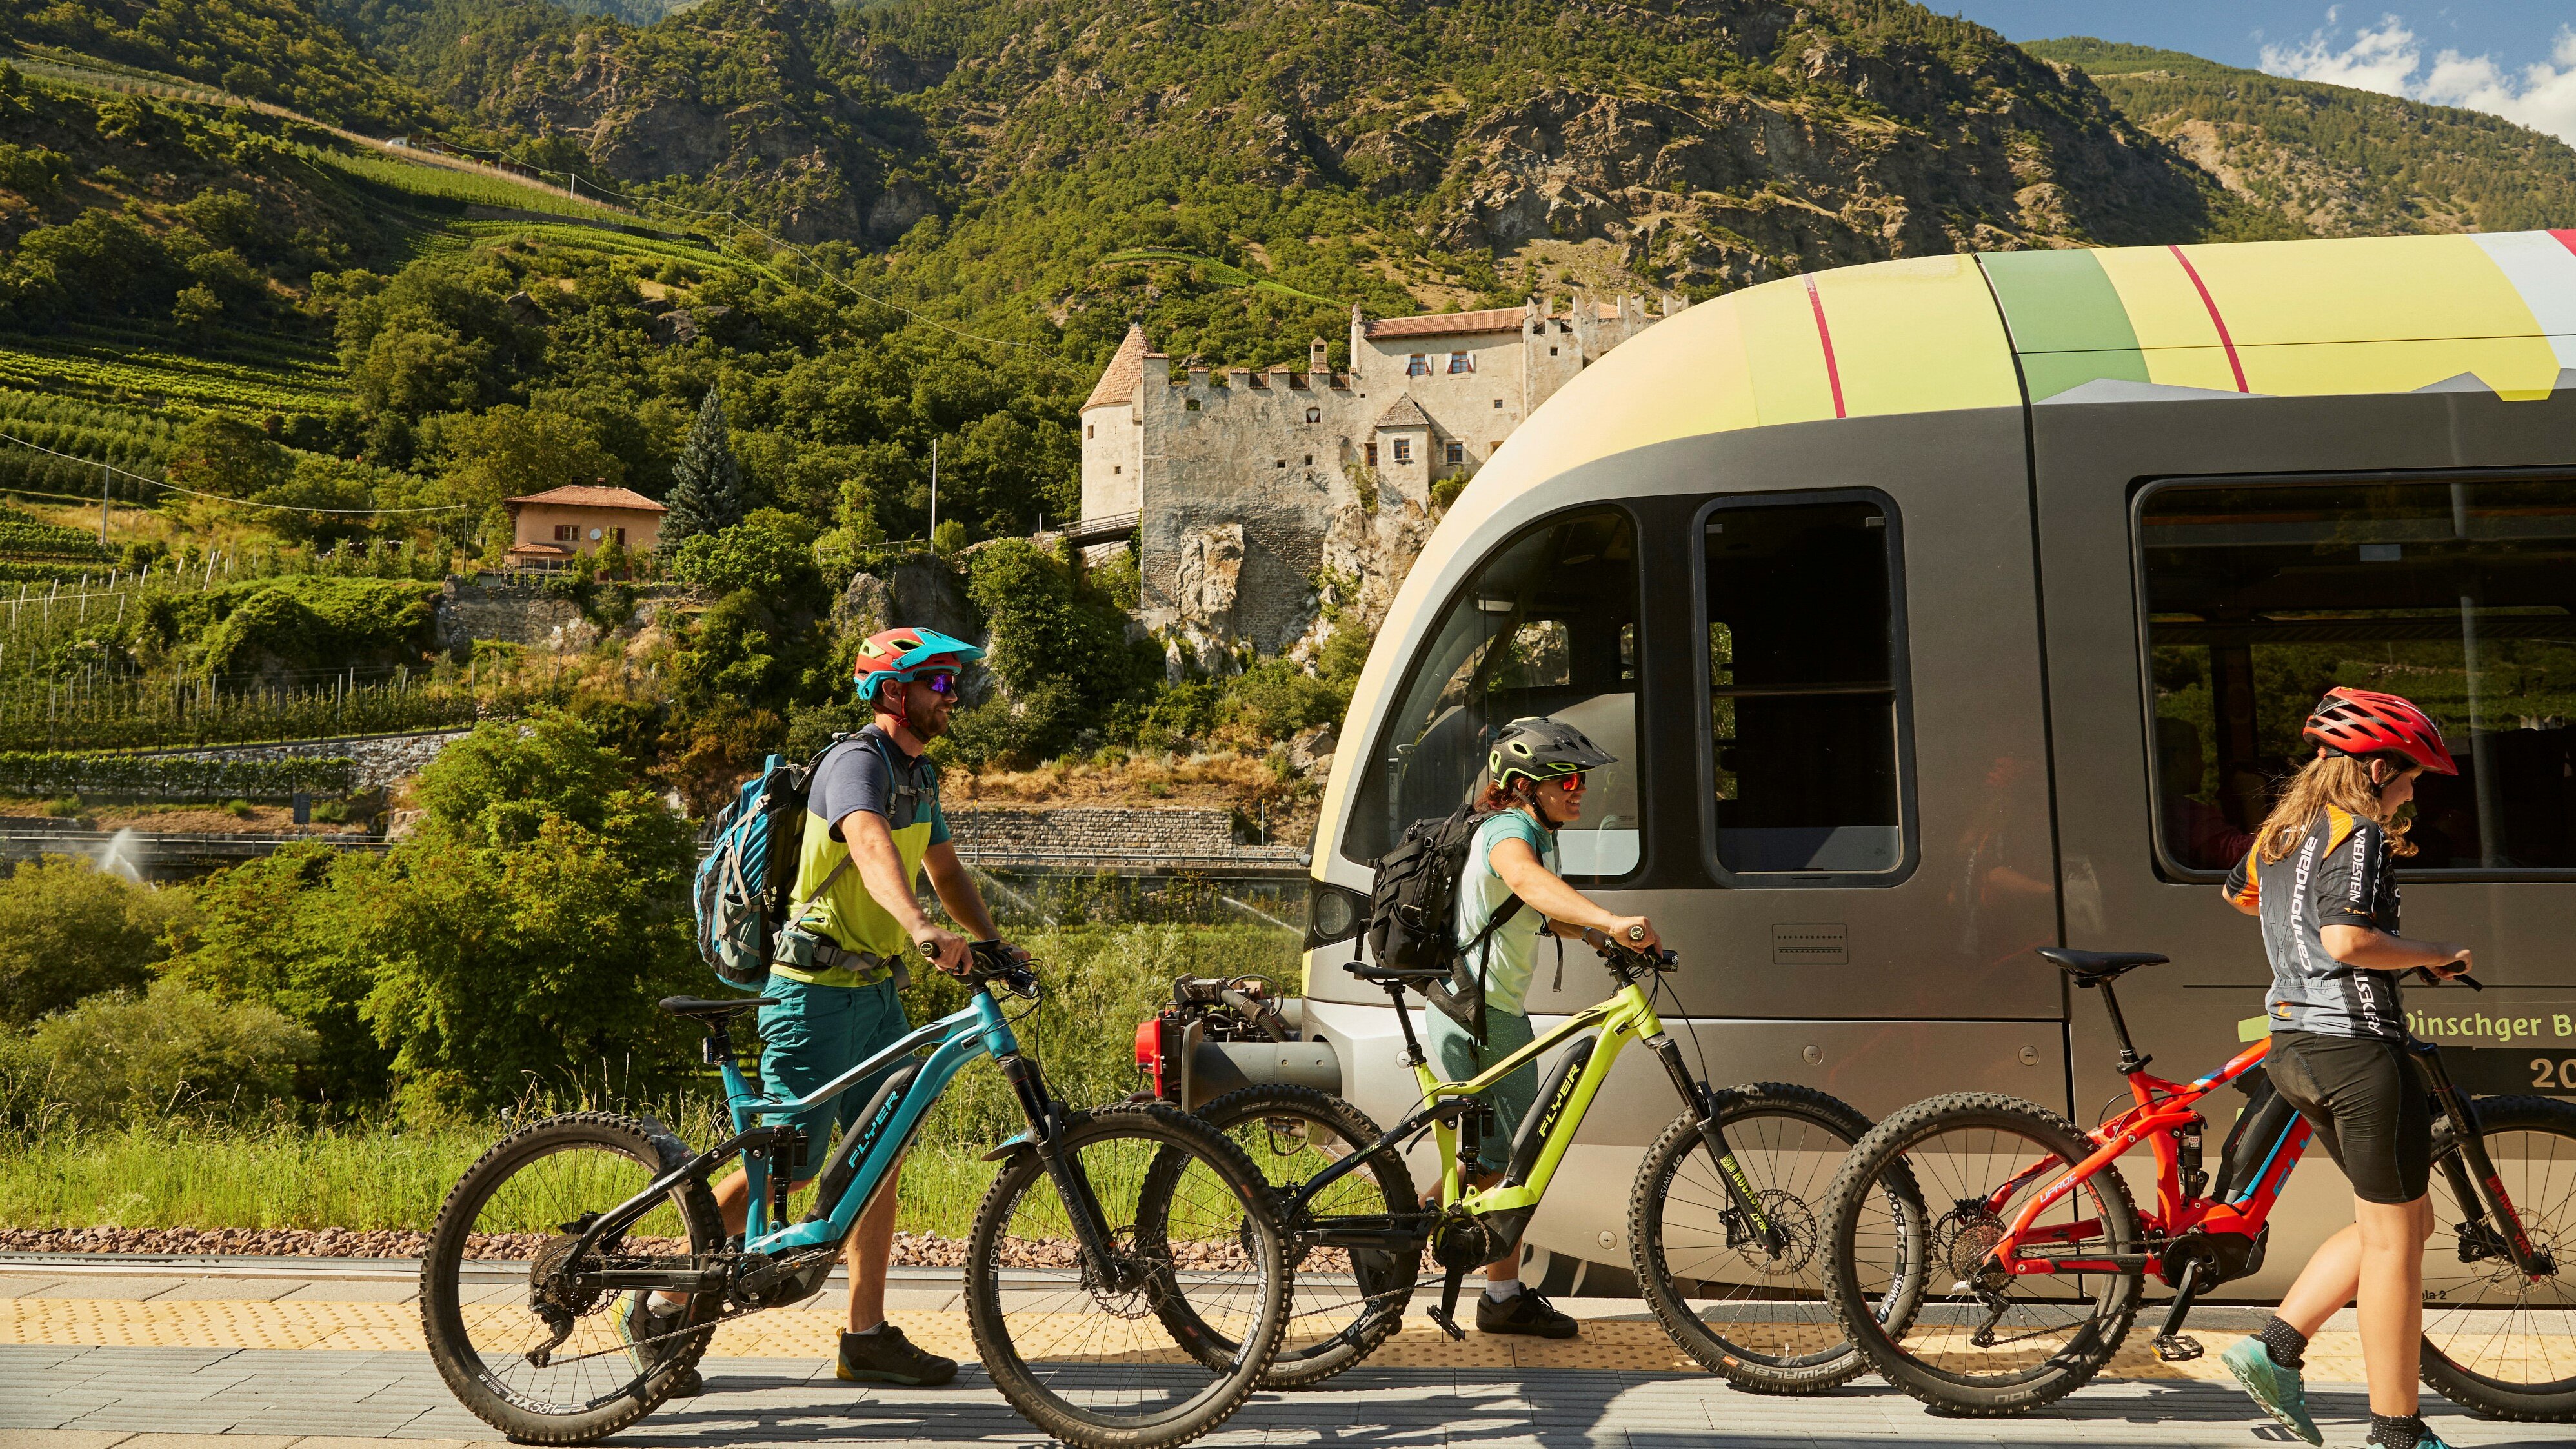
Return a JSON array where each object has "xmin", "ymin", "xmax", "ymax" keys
[{"xmin": 774, "ymin": 725, "xmax": 949, "ymax": 986}]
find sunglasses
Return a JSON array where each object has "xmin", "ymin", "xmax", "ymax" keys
[
  {"xmin": 920, "ymin": 671, "xmax": 960, "ymax": 697},
  {"xmin": 1547, "ymin": 774, "xmax": 1587, "ymax": 792}
]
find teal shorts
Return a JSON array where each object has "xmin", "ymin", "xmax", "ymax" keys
[
  {"xmin": 757, "ymin": 972, "xmax": 912, "ymax": 1179},
  {"xmin": 1424, "ymin": 1006, "xmax": 1539, "ymax": 1176}
]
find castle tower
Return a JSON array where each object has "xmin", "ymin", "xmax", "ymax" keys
[{"xmin": 1079, "ymin": 323, "xmax": 1150, "ymax": 519}]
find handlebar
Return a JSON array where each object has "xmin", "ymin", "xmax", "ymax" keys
[
  {"xmin": 921, "ymin": 938, "xmax": 1040, "ymax": 999},
  {"xmin": 1577, "ymin": 926, "xmax": 1677, "ymax": 973},
  {"xmin": 2404, "ymin": 964, "xmax": 2484, "ymax": 992}
]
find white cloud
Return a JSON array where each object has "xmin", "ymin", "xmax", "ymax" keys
[{"xmin": 2257, "ymin": 10, "xmax": 2576, "ymax": 146}]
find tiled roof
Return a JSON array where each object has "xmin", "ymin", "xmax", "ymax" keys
[
  {"xmin": 1363, "ymin": 306, "xmax": 1528, "ymax": 340},
  {"xmin": 1373, "ymin": 397, "xmax": 1433, "ymax": 430},
  {"xmin": 1083, "ymin": 323, "xmax": 1151, "ymax": 410},
  {"xmin": 505, "ymin": 541, "xmax": 574, "ymax": 557},
  {"xmin": 501, "ymin": 485, "xmax": 668, "ymax": 512}
]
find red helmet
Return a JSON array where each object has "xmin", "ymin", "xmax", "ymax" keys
[{"xmin": 2302, "ymin": 686, "xmax": 2457, "ymax": 775}]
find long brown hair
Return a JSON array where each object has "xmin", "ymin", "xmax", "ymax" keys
[{"xmin": 2252, "ymin": 752, "xmax": 2419, "ymax": 864}]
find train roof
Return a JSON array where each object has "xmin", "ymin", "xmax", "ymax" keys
[{"xmin": 1491, "ymin": 230, "xmax": 2576, "ymax": 493}]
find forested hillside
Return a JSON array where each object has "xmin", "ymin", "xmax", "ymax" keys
[{"xmin": 2024, "ymin": 37, "xmax": 2576, "ymax": 237}]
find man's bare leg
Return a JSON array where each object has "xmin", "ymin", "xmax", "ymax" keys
[{"xmin": 843, "ymin": 1160, "xmax": 901, "ymax": 1332}]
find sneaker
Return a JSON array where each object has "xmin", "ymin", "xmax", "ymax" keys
[
  {"xmin": 2219, "ymin": 1335, "xmax": 2320, "ymax": 1446},
  {"xmin": 835, "ymin": 1323, "xmax": 958, "ymax": 1386},
  {"xmin": 1474, "ymin": 1287, "xmax": 1578, "ymax": 1339},
  {"xmin": 617, "ymin": 1294, "xmax": 703, "ymax": 1398}
]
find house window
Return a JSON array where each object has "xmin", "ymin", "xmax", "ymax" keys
[
  {"xmin": 2141, "ymin": 475, "xmax": 2576, "ymax": 872},
  {"xmin": 611, "ymin": 527, "xmax": 626, "ymax": 546},
  {"xmin": 1706, "ymin": 495, "xmax": 1909, "ymax": 877},
  {"xmin": 1407, "ymin": 354, "xmax": 1431, "ymax": 377},
  {"xmin": 1365, "ymin": 442, "xmax": 1379, "ymax": 466},
  {"xmin": 1444, "ymin": 441, "xmax": 1464, "ymax": 466},
  {"xmin": 1305, "ymin": 407, "xmax": 1322, "ymax": 423},
  {"xmin": 1449, "ymin": 352, "xmax": 1472, "ymax": 374},
  {"xmin": 1392, "ymin": 438, "xmax": 1413, "ymax": 464},
  {"xmin": 552, "ymin": 525, "xmax": 578, "ymax": 542}
]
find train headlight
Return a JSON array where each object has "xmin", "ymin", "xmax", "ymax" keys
[{"xmin": 1306, "ymin": 881, "xmax": 1366, "ymax": 948}]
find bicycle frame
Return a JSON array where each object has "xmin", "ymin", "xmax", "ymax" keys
[{"xmin": 559, "ymin": 977, "xmax": 1078, "ymax": 1294}]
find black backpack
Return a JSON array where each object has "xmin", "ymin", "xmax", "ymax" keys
[{"xmin": 1362, "ymin": 804, "xmax": 1520, "ymax": 1041}]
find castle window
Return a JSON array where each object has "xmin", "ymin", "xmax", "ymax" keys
[
  {"xmin": 1276, "ymin": 459, "xmax": 1287, "ymax": 468},
  {"xmin": 1444, "ymin": 441, "xmax": 1464, "ymax": 466},
  {"xmin": 1393, "ymin": 438, "xmax": 1413, "ymax": 464},
  {"xmin": 1186, "ymin": 398, "xmax": 1201, "ymax": 411},
  {"xmin": 1114, "ymin": 466, "xmax": 1122, "ymax": 474},
  {"xmin": 1305, "ymin": 406, "xmax": 1321, "ymax": 423},
  {"xmin": 1305, "ymin": 455, "xmax": 1313, "ymax": 466},
  {"xmin": 1549, "ymin": 346, "xmax": 1559, "ymax": 356},
  {"xmin": 1365, "ymin": 442, "xmax": 1379, "ymax": 466},
  {"xmin": 1086, "ymin": 423, "xmax": 1095, "ymax": 439},
  {"xmin": 1407, "ymin": 354, "xmax": 1431, "ymax": 377},
  {"xmin": 1448, "ymin": 352, "xmax": 1472, "ymax": 374}
]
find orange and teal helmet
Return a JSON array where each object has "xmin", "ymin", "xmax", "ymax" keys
[{"xmin": 854, "ymin": 626, "xmax": 982, "ymax": 703}]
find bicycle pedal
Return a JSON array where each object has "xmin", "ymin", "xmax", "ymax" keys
[
  {"xmin": 2153, "ymin": 1333, "xmax": 2204, "ymax": 1363},
  {"xmin": 1424, "ymin": 1306, "xmax": 1465, "ymax": 1342}
]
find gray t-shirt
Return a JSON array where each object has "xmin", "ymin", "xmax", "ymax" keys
[
  {"xmin": 813, "ymin": 726, "xmax": 949, "ymax": 845},
  {"xmin": 2226, "ymin": 806, "xmax": 2405, "ymax": 1041}
]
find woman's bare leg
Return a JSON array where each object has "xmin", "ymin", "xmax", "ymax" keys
[
  {"xmin": 2274, "ymin": 1220, "xmax": 2363, "ymax": 1337},
  {"xmin": 2353, "ymin": 1195, "xmax": 2431, "ymax": 1417}
]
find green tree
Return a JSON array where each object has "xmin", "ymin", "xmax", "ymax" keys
[
  {"xmin": 357, "ymin": 713, "xmax": 700, "ymax": 1117},
  {"xmin": 668, "ymin": 508, "xmax": 821, "ymax": 598},
  {"xmin": 166, "ymin": 414, "xmax": 288, "ymax": 499},
  {"xmin": 0, "ymin": 856, "xmax": 194, "ymax": 1029},
  {"xmin": 661, "ymin": 390, "xmax": 745, "ymax": 550},
  {"xmin": 421, "ymin": 405, "xmax": 625, "ymax": 521},
  {"xmin": 159, "ymin": 842, "xmax": 386, "ymax": 1104}
]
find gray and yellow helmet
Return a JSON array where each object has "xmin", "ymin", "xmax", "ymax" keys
[{"xmin": 1487, "ymin": 716, "xmax": 1616, "ymax": 788}]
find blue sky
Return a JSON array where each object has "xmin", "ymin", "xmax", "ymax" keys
[{"xmin": 1944, "ymin": 4, "xmax": 2576, "ymax": 143}]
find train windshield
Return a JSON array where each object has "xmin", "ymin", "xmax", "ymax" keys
[
  {"xmin": 2142, "ymin": 476, "xmax": 2576, "ymax": 873},
  {"xmin": 1345, "ymin": 508, "xmax": 1640, "ymax": 876}
]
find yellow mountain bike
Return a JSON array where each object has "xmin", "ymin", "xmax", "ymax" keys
[{"xmin": 1141, "ymin": 934, "xmax": 1922, "ymax": 1393}]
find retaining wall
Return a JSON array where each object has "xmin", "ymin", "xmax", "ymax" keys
[{"xmin": 137, "ymin": 730, "xmax": 472, "ymax": 792}]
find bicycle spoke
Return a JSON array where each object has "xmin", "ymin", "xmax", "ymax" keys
[{"xmin": 2423, "ymin": 1122, "xmax": 2576, "ymax": 1395}]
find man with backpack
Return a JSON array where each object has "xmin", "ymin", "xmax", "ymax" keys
[{"xmin": 642, "ymin": 626, "xmax": 1012, "ymax": 1392}]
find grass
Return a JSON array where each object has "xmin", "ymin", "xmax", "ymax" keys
[
  {"xmin": 0, "ymin": 334, "xmax": 347, "ymax": 414},
  {"xmin": 1097, "ymin": 248, "xmax": 1343, "ymax": 306},
  {"xmin": 297, "ymin": 146, "xmax": 641, "ymax": 226},
  {"xmin": 0, "ymin": 924, "xmax": 1307, "ymax": 1239}
]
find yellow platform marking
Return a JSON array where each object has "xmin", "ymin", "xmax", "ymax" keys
[{"xmin": 14, "ymin": 1295, "xmax": 2546, "ymax": 1384}]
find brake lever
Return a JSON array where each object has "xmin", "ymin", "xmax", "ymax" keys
[{"xmin": 2406, "ymin": 965, "xmax": 2484, "ymax": 992}]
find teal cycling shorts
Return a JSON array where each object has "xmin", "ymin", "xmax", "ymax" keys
[
  {"xmin": 1425, "ymin": 1006, "xmax": 1540, "ymax": 1176},
  {"xmin": 757, "ymin": 972, "xmax": 912, "ymax": 1177}
]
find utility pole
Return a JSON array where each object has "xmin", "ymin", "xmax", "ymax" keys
[
  {"xmin": 98, "ymin": 461, "xmax": 108, "ymax": 543},
  {"xmin": 929, "ymin": 437, "xmax": 940, "ymax": 553}
]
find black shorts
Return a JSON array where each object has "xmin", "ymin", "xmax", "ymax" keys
[{"xmin": 2266, "ymin": 1030, "xmax": 2432, "ymax": 1205}]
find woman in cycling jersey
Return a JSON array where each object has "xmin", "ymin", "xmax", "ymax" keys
[
  {"xmin": 2216, "ymin": 688, "xmax": 2473, "ymax": 1449},
  {"xmin": 1429, "ymin": 715, "xmax": 1660, "ymax": 1340}
]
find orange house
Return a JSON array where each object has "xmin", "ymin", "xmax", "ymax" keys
[{"xmin": 501, "ymin": 485, "xmax": 667, "ymax": 567}]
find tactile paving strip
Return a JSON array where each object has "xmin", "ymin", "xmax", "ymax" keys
[{"xmin": 8, "ymin": 1295, "xmax": 2559, "ymax": 1384}]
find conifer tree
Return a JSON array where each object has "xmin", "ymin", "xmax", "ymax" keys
[{"xmin": 661, "ymin": 390, "xmax": 744, "ymax": 550}]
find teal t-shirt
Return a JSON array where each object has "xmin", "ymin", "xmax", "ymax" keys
[{"xmin": 1454, "ymin": 809, "xmax": 1555, "ymax": 1017}]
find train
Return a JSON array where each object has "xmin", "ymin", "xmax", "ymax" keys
[{"xmin": 1256, "ymin": 230, "xmax": 2576, "ymax": 1297}]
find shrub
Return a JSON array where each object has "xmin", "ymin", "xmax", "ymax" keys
[
  {"xmin": 0, "ymin": 752, "xmax": 357, "ymax": 802},
  {"xmin": 158, "ymin": 843, "xmax": 385, "ymax": 1105},
  {"xmin": 0, "ymin": 980, "xmax": 316, "ymax": 1126},
  {"xmin": 144, "ymin": 575, "xmax": 441, "ymax": 679},
  {"xmin": 0, "ymin": 855, "xmax": 193, "ymax": 1028},
  {"xmin": 1218, "ymin": 659, "xmax": 1345, "ymax": 744},
  {"xmin": 669, "ymin": 509, "xmax": 821, "ymax": 599}
]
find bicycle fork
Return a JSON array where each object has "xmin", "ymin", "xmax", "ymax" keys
[
  {"xmin": 2417, "ymin": 1043, "xmax": 2555, "ymax": 1280},
  {"xmin": 1645, "ymin": 1034, "xmax": 1788, "ymax": 1257}
]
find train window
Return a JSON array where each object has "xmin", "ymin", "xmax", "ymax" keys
[
  {"xmin": 1345, "ymin": 508, "xmax": 1641, "ymax": 877},
  {"xmin": 2140, "ymin": 476, "xmax": 2576, "ymax": 874},
  {"xmin": 1704, "ymin": 497, "xmax": 1906, "ymax": 875}
]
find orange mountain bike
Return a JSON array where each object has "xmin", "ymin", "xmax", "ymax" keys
[{"xmin": 1819, "ymin": 948, "xmax": 2575, "ymax": 1419}]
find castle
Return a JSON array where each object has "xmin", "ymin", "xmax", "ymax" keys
[{"xmin": 1078, "ymin": 294, "xmax": 1682, "ymax": 655}]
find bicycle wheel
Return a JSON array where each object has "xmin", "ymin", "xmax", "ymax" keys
[
  {"xmin": 1151, "ymin": 1084, "xmax": 1421, "ymax": 1389},
  {"xmin": 1631, "ymin": 1081, "xmax": 1917, "ymax": 1394},
  {"xmin": 965, "ymin": 1101, "xmax": 1291, "ymax": 1449},
  {"xmin": 1824, "ymin": 1092, "xmax": 2142, "ymax": 1415},
  {"xmin": 419, "ymin": 1112, "xmax": 723, "ymax": 1446},
  {"xmin": 2419, "ymin": 1094, "xmax": 2576, "ymax": 1420}
]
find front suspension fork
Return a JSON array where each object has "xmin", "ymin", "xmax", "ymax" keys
[
  {"xmin": 2419, "ymin": 1047, "xmax": 2554, "ymax": 1279},
  {"xmin": 1647, "ymin": 1035, "xmax": 1787, "ymax": 1256},
  {"xmin": 1001, "ymin": 1053, "xmax": 1132, "ymax": 1283}
]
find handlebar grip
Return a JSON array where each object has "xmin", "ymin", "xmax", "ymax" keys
[{"xmin": 2405, "ymin": 965, "xmax": 2484, "ymax": 991}]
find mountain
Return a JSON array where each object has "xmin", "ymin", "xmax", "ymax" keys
[
  {"xmin": 3, "ymin": 0, "xmax": 439, "ymax": 131},
  {"xmin": 2024, "ymin": 37, "xmax": 2576, "ymax": 237}
]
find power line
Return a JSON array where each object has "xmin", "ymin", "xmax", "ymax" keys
[{"xmin": 0, "ymin": 430, "xmax": 467, "ymax": 514}]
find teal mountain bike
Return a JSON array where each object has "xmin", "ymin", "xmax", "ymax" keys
[{"xmin": 418, "ymin": 943, "xmax": 1293, "ymax": 1448}]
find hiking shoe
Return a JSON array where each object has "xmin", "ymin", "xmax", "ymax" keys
[
  {"xmin": 617, "ymin": 1294, "xmax": 702, "ymax": 1398},
  {"xmin": 1475, "ymin": 1288, "xmax": 1578, "ymax": 1339},
  {"xmin": 835, "ymin": 1323, "xmax": 958, "ymax": 1386},
  {"xmin": 2219, "ymin": 1335, "xmax": 2320, "ymax": 1445}
]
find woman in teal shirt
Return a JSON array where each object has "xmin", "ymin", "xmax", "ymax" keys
[{"xmin": 1427, "ymin": 715, "xmax": 1660, "ymax": 1339}]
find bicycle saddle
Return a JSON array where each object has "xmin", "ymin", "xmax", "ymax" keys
[
  {"xmin": 658, "ymin": 995, "xmax": 778, "ymax": 1019},
  {"xmin": 2037, "ymin": 948, "xmax": 2168, "ymax": 984}
]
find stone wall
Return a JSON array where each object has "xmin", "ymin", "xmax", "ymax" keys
[
  {"xmin": 138, "ymin": 730, "xmax": 472, "ymax": 792},
  {"xmin": 433, "ymin": 575, "xmax": 677, "ymax": 653},
  {"xmin": 946, "ymin": 806, "xmax": 1303, "ymax": 864}
]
